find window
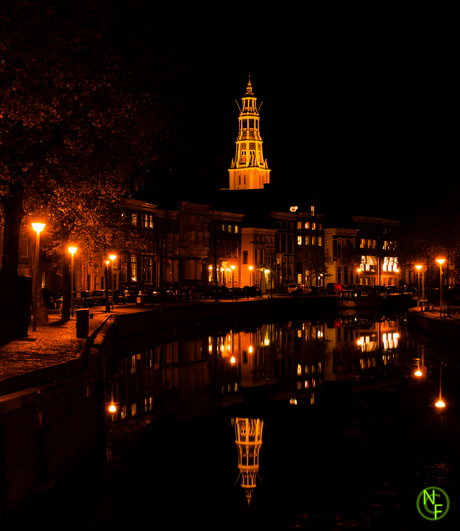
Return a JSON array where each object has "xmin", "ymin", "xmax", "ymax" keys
[
  {"xmin": 312, "ymin": 236, "xmax": 316, "ymax": 245},
  {"xmin": 131, "ymin": 212, "xmax": 138, "ymax": 226},
  {"xmin": 297, "ymin": 236, "xmax": 302, "ymax": 245},
  {"xmin": 297, "ymin": 221, "xmax": 302, "ymax": 229},
  {"xmin": 305, "ymin": 236, "xmax": 310, "ymax": 245},
  {"xmin": 131, "ymin": 255, "xmax": 137, "ymax": 282},
  {"xmin": 305, "ymin": 222, "xmax": 310, "ymax": 229},
  {"xmin": 234, "ymin": 225, "xmax": 239, "ymax": 233},
  {"xmin": 228, "ymin": 225, "xmax": 232, "ymax": 233},
  {"xmin": 243, "ymin": 250, "xmax": 248, "ymax": 264},
  {"xmin": 318, "ymin": 237, "xmax": 322, "ymax": 246},
  {"xmin": 311, "ymin": 206, "xmax": 315, "ymax": 216},
  {"xmin": 312, "ymin": 222, "xmax": 316, "ymax": 230},
  {"xmin": 222, "ymin": 224, "xmax": 226, "ymax": 231}
]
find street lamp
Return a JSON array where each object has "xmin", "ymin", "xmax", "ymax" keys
[
  {"xmin": 31, "ymin": 222, "xmax": 46, "ymax": 331},
  {"xmin": 357, "ymin": 268, "xmax": 362, "ymax": 286},
  {"xmin": 436, "ymin": 258, "xmax": 445, "ymax": 317},
  {"xmin": 415, "ymin": 265, "xmax": 422, "ymax": 306},
  {"xmin": 249, "ymin": 265, "xmax": 253, "ymax": 287},
  {"xmin": 68, "ymin": 246, "xmax": 77, "ymax": 317},
  {"xmin": 104, "ymin": 260, "xmax": 110, "ymax": 312},
  {"xmin": 109, "ymin": 253, "xmax": 117, "ymax": 310},
  {"xmin": 231, "ymin": 265, "xmax": 236, "ymax": 288}
]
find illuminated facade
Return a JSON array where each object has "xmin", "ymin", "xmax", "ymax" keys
[{"xmin": 228, "ymin": 77, "xmax": 270, "ymax": 190}]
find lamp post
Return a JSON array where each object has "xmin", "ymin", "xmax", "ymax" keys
[
  {"xmin": 249, "ymin": 265, "xmax": 253, "ymax": 287},
  {"xmin": 31, "ymin": 222, "xmax": 46, "ymax": 331},
  {"xmin": 109, "ymin": 253, "xmax": 117, "ymax": 310},
  {"xmin": 68, "ymin": 246, "xmax": 78, "ymax": 317},
  {"xmin": 436, "ymin": 258, "xmax": 445, "ymax": 317},
  {"xmin": 104, "ymin": 260, "xmax": 110, "ymax": 312},
  {"xmin": 231, "ymin": 265, "xmax": 236, "ymax": 288},
  {"xmin": 357, "ymin": 268, "xmax": 362, "ymax": 286},
  {"xmin": 415, "ymin": 265, "xmax": 422, "ymax": 306}
]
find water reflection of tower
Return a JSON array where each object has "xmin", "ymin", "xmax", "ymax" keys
[{"xmin": 232, "ymin": 417, "xmax": 264, "ymax": 507}]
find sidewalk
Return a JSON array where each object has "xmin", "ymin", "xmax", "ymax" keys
[{"xmin": 0, "ymin": 306, "xmax": 149, "ymax": 389}]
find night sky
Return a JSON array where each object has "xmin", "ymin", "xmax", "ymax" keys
[{"xmin": 130, "ymin": 1, "xmax": 459, "ymax": 224}]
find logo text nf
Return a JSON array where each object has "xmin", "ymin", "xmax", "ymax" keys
[{"xmin": 417, "ymin": 487, "xmax": 450, "ymax": 521}]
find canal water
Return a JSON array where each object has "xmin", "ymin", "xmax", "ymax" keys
[{"xmin": 11, "ymin": 309, "xmax": 460, "ymax": 530}]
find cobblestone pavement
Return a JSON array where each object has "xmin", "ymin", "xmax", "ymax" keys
[{"xmin": 0, "ymin": 306, "xmax": 147, "ymax": 385}]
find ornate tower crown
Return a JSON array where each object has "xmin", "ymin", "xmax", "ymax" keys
[{"xmin": 228, "ymin": 77, "xmax": 270, "ymax": 190}]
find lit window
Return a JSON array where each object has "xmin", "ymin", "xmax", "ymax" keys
[
  {"xmin": 318, "ymin": 237, "xmax": 322, "ymax": 246},
  {"xmin": 305, "ymin": 236, "xmax": 310, "ymax": 245},
  {"xmin": 228, "ymin": 225, "xmax": 232, "ymax": 233},
  {"xmin": 312, "ymin": 223, "xmax": 316, "ymax": 230},
  {"xmin": 312, "ymin": 237, "xmax": 316, "ymax": 245},
  {"xmin": 131, "ymin": 213, "xmax": 138, "ymax": 226},
  {"xmin": 297, "ymin": 221, "xmax": 302, "ymax": 229},
  {"xmin": 131, "ymin": 255, "xmax": 137, "ymax": 282},
  {"xmin": 297, "ymin": 364, "xmax": 302, "ymax": 375},
  {"xmin": 297, "ymin": 236, "xmax": 302, "ymax": 245},
  {"xmin": 234, "ymin": 225, "xmax": 239, "ymax": 233},
  {"xmin": 305, "ymin": 222, "xmax": 309, "ymax": 229},
  {"xmin": 311, "ymin": 206, "xmax": 315, "ymax": 215}
]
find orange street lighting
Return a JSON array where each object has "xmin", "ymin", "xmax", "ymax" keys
[
  {"xmin": 31, "ymin": 222, "xmax": 46, "ymax": 331},
  {"xmin": 68, "ymin": 246, "xmax": 78, "ymax": 317},
  {"xmin": 415, "ymin": 264, "xmax": 422, "ymax": 305},
  {"xmin": 414, "ymin": 369, "xmax": 423, "ymax": 377},
  {"xmin": 108, "ymin": 403, "xmax": 117, "ymax": 413},
  {"xmin": 436, "ymin": 258, "xmax": 446, "ymax": 317},
  {"xmin": 109, "ymin": 254, "xmax": 117, "ymax": 309}
]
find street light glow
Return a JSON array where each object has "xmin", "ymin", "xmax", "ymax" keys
[{"xmin": 32, "ymin": 222, "xmax": 46, "ymax": 234}]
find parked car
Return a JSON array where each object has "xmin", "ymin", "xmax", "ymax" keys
[
  {"xmin": 42, "ymin": 290, "xmax": 62, "ymax": 309},
  {"xmin": 80, "ymin": 291, "xmax": 95, "ymax": 307},
  {"xmin": 208, "ymin": 286, "xmax": 234, "ymax": 299},
  {"xmin": 91, "ymin": 290, "xmax": 106, "ymax": 305},
  {"xmin": 242, "ymin": 286, "xmax": 263, "ymax": 298},
  {"xmin": 123, "ymin": 288, "xmax": 141, "ymax": 303},
  {"xmin": 190, "ymin": 286, "xmax": 205, "ymax": 299},
  {"xmin": 111, "ymin": 290, "xmax": 126, "ymax": 304}
]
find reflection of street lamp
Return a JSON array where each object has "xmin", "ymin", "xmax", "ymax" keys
[
  {"xmin": 109, "ymin": 253, "xmax": 117, "ymax": 310},
  {"xmin": 435, "ymin": 357, "xmax": 446, "ymax": 408},
  {"xmin": 31, "ymin": 222, "xmax": 46, "ymax": 331},
  {"xmin": 68, "ymin": 246, "xmax": 78, "ymax": 317},
  {"xmin": 415, "ymin": 265, "xmax": 422, "ymax": 306},
  {"xmin": 436, "ymin": 258, "xmax": 445, "ymax": 317}
]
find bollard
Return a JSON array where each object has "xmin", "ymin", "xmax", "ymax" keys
[{"xmin": 76, "ymin": 308, "xmax": 90, "ymax": 338}]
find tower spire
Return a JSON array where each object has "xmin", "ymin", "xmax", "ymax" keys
[{"xmin": 228, "ymin": 78, "xmax": 271, "ymax": 190}]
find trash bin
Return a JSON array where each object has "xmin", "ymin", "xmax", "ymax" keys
[{"xmin": 76, "ymin": 308, "xmax": 89, "ymax": 338}]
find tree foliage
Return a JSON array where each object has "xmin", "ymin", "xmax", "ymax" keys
[{"xmin": 0, "ymin": 0, "xmax": 175, "ymax": 338}]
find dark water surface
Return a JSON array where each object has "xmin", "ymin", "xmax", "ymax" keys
[{"xmin": 9, "ymin": 311, "xmax": 460, "ymax": 530}]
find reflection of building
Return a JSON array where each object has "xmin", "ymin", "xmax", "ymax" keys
[
  {"xmin": 228, "ymin": 78, "xmax": 270, "ymax": 190},
  {"xmin": 323, "ymin": 316, "xmax": 400, "ymax": 381},
  {"xmin": 232, "ymin": 417, "xmax": 264, "ymax": 506}
]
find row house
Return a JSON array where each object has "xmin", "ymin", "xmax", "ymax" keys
[
  {"xmin": 324, "ymin": 217, "xmax": 401, "ymax": 288},
  {"xmin": 240, "ymin": 227, "xmax": 277, "ymax": 292},
  {"xmin": 119, "ymin": 200, "xmax": 244, "ymax": 292},
  {"xmin": 268, "ymin": 203, "xmax": 326, "ymax": 287},
  {"xmin": 352, "ymin": 216, "xmax": 401, "ymax": 287},
  {"xmin": 324, "ymin": 228, "xmax": 359, "ymax": 286}
]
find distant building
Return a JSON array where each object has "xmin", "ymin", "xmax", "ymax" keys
[
  {"xmin": 352, "ymin": 216, "xmax": 401, "ymax": 286},
  {"xmin": 241, "ymin": 227, "xmax": 276, "ymax": 292},
  {"xmin": 228, "ymin": 77, "xmax": 270, "ymax": 190},
  {"xmin": 324, "ymin": 228, "xmax": 359, "ymax": 286}
]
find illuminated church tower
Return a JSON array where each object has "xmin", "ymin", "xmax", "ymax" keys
[{"xmin": 228, "ymin": 77, "xmax": 270, "ymax": 190}]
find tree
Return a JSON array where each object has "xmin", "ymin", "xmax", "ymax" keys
[
  {"xmin": 0, "ymin": 0, "xmax": 172, "ymax": 340},
  {"xmin": 304, "ymin": 248, "xmax": 333, "ymax": 287}
]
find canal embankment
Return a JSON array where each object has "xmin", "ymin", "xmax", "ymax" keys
[{"xmin": 407, "ymin": 306, "xmax": 460, "ymax": 349}]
